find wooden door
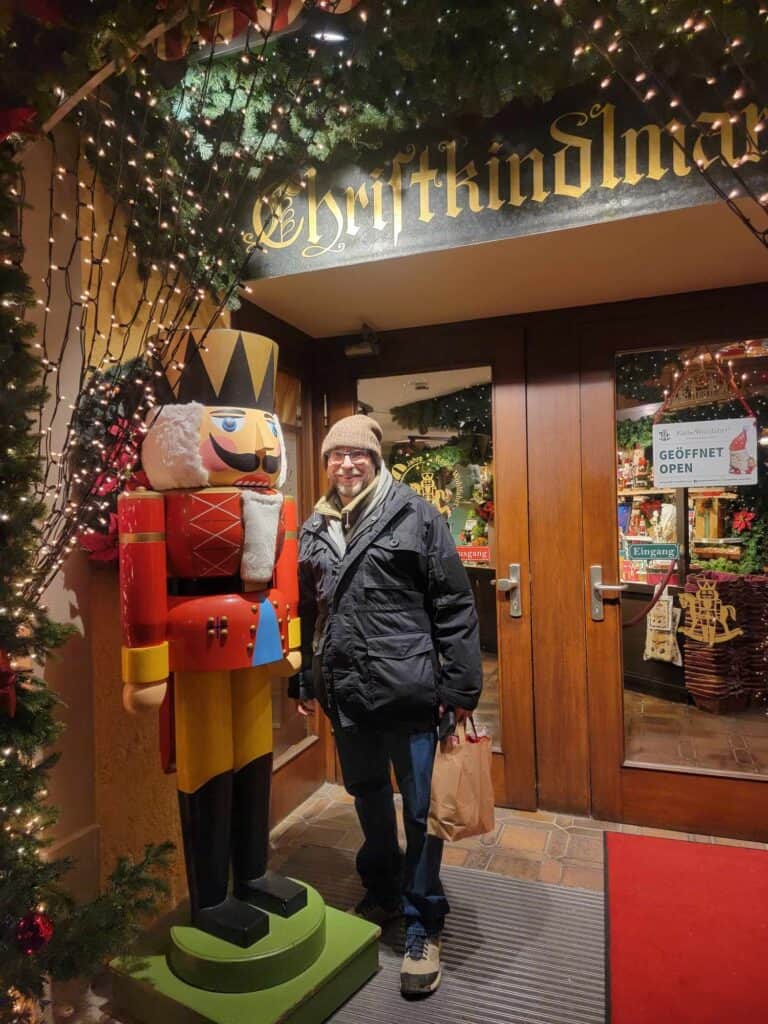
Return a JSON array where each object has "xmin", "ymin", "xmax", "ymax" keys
[
  {"xmin": 317, "ymin": 321, "xmax": 536, "ymax": 809},
  {"xmin": 580, "ymin": 291, "xmax": 768, "ymax": 841}
]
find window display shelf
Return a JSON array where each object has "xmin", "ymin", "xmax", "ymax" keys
[{"xmin": 617, "ymin": 488, "xmax": 676, "ymax": 496}]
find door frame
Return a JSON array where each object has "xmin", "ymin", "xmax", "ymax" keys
[
  {"xmin": 312, "ymin": 319, "xmax": 536, "ymax": 809},
  {"xmin": 579, "ymin": 287, "xmax": 768, "ymax": 841}
]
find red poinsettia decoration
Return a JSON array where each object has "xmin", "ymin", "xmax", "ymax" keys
[
  {"xmin": 732, "ymin": 510, "xmax": 756, "ymax": 534},
  {"xmin": 79, "ymin": 514, "xmax": 119, "ymax": 562},
  {"xmin": 16, "ymin": 912, "xmax": 55, "ymax": 955},
  {"xmin": 475, "ymin": 500, "xmax": 494, "ymax": 523},
  {"xmin": 639, "ymin": 498, "xmax": 661, "ymax": 522}
]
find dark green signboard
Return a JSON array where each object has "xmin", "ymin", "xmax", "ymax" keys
[{"xmin": 240, "ymin": 84, "xmax": 767, "ymax": 279}]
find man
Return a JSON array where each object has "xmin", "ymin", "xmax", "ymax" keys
[{"xmin": 293, "ymin": 414, "xmax": 481, "ymax": 998}]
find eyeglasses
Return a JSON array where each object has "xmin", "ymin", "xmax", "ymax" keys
[{"xmin": 327, "ymin": 448, "xmax": 372, "ymax": 466}]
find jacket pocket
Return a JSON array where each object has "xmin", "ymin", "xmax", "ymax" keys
[{"xmin": 365, "ymin": 632, "xmax": 437, "ymax": 712}]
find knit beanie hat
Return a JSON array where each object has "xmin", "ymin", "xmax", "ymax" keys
[{"xmin": 321, "ymin": 414, "xmax": 383, "ymax": 464}]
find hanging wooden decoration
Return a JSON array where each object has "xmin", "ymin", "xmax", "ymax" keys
[{"xmin": 678, "ymin": 579, "xmax": 744, "ymax": 646}]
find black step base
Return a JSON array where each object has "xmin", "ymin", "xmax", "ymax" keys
[
  {"xmin": 235, "ymin": 871, "xmax": 308, "ymax": 918},
  {"xmin": 193, "ymin": 896, "xmax": 270, "ymax": 948}
]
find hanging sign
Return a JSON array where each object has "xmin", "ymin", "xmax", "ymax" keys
[
  {"xmin": 625, "ymin": 541, "xmax": 679, "ymax": 562},
  {"xmin": 241, "ymin": 82, "xmax": 768, "ymax": 280},
  {"xmin": 652, "ymin": 418, "xmax": 757, "ymax": 488}
]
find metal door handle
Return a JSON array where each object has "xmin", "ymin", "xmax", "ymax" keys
[
  {"xmin": 494, "ymin": 564, "xmax": 522, "ymax": 618},
  {"xmin": 590, "ymin": 565, "xmax": 627, "ymax": 621}
]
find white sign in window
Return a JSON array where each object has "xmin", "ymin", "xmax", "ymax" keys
[{"xmin": 652, "ymin": 417, "xmax": 757, "ymax": 488}]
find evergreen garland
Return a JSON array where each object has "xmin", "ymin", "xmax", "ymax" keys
[
  {"xmin": 391, "ymin": 384, "xmax": 491, "ymax": 438},
  {"xmin": 0, "ymin": 150, "xmax": 171, "ymax": 1022}
]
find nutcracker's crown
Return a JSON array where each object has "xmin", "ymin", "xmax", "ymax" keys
[{"xmin": 163, "ymin": 330, "xmax": 278, "ymax": 411}]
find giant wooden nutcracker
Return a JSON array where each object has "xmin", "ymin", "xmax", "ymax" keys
[{"xmin": 117, "ymin": 329, "xmax": 305, "ymax": 949}]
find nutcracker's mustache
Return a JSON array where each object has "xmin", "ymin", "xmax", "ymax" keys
[
  {"xmin": 208, "ymin": 434, "xmax": 281, "ymax": 475},
  {"xmin": 209, "ymin": 434, "xmax": 260, "ymax": 472}
]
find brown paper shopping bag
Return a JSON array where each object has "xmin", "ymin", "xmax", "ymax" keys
[{"xmin": 427, "ymin": 719, "xmax": 495, "ymax": 842}]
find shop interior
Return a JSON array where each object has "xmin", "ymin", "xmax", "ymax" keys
[{"xmin": 617, "ymin": 339, "xmax": 768, "ymax": 778}]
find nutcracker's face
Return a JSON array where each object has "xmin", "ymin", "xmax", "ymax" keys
[{"xmin": 198, "ymin": 406, "xmax": 283, "ymax": 488}]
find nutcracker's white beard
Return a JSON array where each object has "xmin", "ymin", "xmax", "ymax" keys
[{"xmin": 141, "ymin": 402, "xmax": 208, "ymax": 491}]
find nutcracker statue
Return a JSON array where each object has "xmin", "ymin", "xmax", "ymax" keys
[{"xmin": 117, "ymin": 329, "xmax": 304, "ymax": 948}]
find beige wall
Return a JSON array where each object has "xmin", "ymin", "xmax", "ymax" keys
[{"xmin": 21, "ymin": 124, "xmax": 228, "ymax": 904}]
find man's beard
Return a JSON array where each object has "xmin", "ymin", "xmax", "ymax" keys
[{"xmin": 336, "ymin": 477, "xmax": 365, "ymax": 498}]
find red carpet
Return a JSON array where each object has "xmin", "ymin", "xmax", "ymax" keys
[{"xmin": 606, "ymin": 831, "xmax": 768, "ymax": 1024}]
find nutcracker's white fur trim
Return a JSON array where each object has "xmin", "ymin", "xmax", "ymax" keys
[
  {"xmin": 241, "ymin": 490, "xmax": 283, "ymax": 584},
  {"xmin": 141, "ymin": 402, "xmax": 209, "ymax": 491},
  {"xmin": 273, "ymin": 415, "xmax": 288, "ymax": 489}
]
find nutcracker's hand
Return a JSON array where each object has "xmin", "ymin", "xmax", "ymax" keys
[
  {"xmin": 272, "ymin": 651, "xmax": 302, "ymax": 677},
  {"xmin": 123, "ymin": 680, "xmax": 167, "ymax": 714}
]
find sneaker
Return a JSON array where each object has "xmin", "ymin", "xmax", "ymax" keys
[
  {"xmin": 400, "ymin": 924, "xmax": 442, "ymax": 998},
  {"xmin": 351, "ymin": 892, "xmax": 403, "ymax": 927}
]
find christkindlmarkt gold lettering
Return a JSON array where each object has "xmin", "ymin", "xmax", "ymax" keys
[
  {"xmin": 744, "ymin": 103, "xmax": 768, "ymax": 163},
  {"xmin": 387, "ymin": 146, "xmax": 417, "ymax": 246},
  {"xmin": 304, "ymin": 167, "xmax": 345, "ymax": 257},
  {"xmin": 590, "ymin": 103, "xmax": 622, "ymax": 189},
  {"xmin": 410, "ymin": 146, "xmax": 442, "ymax": 223},
  {"xmin": 692, "ymin": 111, "xmax": 738, "ymax": 169},
  {"xmin": 247, "ymin": 186, "xmax": 304, "ymax": 250},
  {"xmin": 369, "ymin": 169, "xmax": 388, "ymax": 231},
  {"xmin": 485, "ymin": 142, "xmax": 505, "ymax": 211},
  {"xmin": 247, "ymin": 102, "xmax": 760, "ymax": 261},
  {"xmin": 550, "ymin": 111, "xmax": 592, "ymax": 198},
  {"xmin": 439, "ymin": 140, "xmax": 485, "ymax": 217},
  {"xmin": 667, "ymin": 121, "xmax": 692, "ymax": 177},
  {"xmin": 622, "ymin": 123, "xmax": 668, "ymax": 185},
  {"xmin": 506, "ymin": 148, "xmax": 549, "ymax": 206},
  {"xmin": 344, "ymin": 183, "xmax": 369, "ymax": 237}
]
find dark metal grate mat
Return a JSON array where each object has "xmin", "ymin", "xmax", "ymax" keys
[{"xmin": 279, "ymin": 845, "xmax": 605, "ymax": 1024}]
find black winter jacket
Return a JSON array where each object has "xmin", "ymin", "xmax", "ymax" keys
[{"xmin": 296, "ymin": 479, "xmax": 482, "ymax": 726}]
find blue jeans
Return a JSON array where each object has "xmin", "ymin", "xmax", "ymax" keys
[{"xmin": 333, "ymin": 724, "xmax": 448, "ymax": 934}]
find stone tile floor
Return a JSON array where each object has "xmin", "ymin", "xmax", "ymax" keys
[
  {"xmin": 268, "ymin": 781, "xmax": 768, "ymax": 894},
  {"xmin": 55, "ymin": 782, "xmax": 768, "ymax": 1023}
]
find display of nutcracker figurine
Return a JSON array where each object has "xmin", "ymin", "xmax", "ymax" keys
[{"xmin": 117, "ymin": 329, "xmax": 304, "ymax": 948}]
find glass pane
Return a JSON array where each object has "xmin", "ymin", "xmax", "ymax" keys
[
  {"xmin": 357, "ymin": 368, "xmax": 501, "ymax": 749},
  {"xmin": 616, "ymin": 341, "xmax": 768, "ymax": 779},
  {"xmin": 273, "ymin": 375, "xmax": 315, "ymax": 763}
]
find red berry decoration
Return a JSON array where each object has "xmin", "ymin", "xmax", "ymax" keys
[{"xmin": 16, "ymin": 912, "xmax": 54, "ymax": 955}]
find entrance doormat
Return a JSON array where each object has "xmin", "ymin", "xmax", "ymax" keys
[
  {"xmin": 606, "ymin": 832, "xmax": 768, "ymax": 1024},
  {"xmin": 280, "ymin": 845, "xmax": 605, "ymax": 1023}
]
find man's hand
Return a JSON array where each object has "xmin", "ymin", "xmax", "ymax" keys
[
  {"xmin": 123, "ymin": 680, "xmax": 167, "ymax": 714},
  {"xmin": 439, "ymin": 704, "xmax": 472, "ymax": 725},
  {"xmin": 296, "ymin": 698, "xmax": 316, "ymax": 717}
]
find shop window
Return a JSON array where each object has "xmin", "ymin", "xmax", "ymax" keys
[
  {"xmin": 615, "ymin": 341, "xmax": 768, "ymax": 778},
  {"xmin": 357, "ymin": 368, "xmax": 500, "ymax": 748}
]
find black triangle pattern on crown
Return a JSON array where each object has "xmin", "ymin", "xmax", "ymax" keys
[{"xmin": 175, "ymin": 333, "xmax": 275, "ymax": 410}]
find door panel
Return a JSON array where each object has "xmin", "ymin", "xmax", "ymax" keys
[
  {"xmin": 334, "ymin": 324, "xmax": 535, "ymax": 809},
  {"xmin": 580, "ymin": 305, "xmax": 768, "ymax": 840},
  {"xmin": 527, "ymin": 332, "xmax": 591, "ymax": 813}
]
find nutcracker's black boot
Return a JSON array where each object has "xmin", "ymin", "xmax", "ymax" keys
[
  {"xmin": 178, "ymin": 770, "xmax": 269, "ymax": 947},
  {"xmin": 232, "ymin": 753, "xmax": 307, "ymax": 917}
]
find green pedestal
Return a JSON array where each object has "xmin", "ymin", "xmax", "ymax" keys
[{"xmin": 110, "ymin": 885, "xmax": 379, "ymax": 1024}]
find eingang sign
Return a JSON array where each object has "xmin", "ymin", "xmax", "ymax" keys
[{"xmin": 240, "ymin": 83, "xmax": 767, "ymax": 279}]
